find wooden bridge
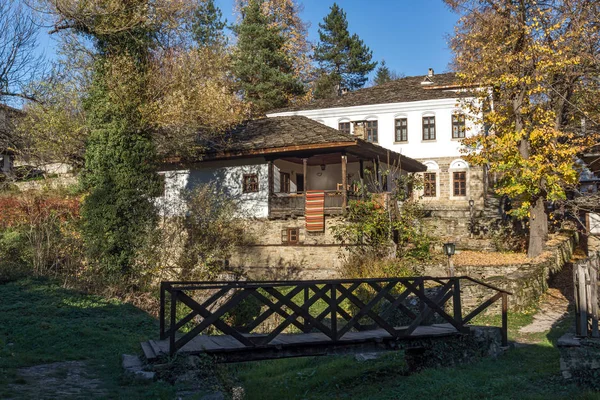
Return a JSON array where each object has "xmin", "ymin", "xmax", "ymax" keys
[{"xmin": 141, "ymin": 276, "xmax": 511, "ymax": 363}]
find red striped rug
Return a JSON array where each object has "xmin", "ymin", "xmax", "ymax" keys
[{"xmin": 305, "ymin": 191, "xmax": 325, "ymax": 232}]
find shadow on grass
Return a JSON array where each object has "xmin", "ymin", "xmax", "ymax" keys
[{"xmin": 0, "ymin": 278, "xmax": 175, "ymax": 399}]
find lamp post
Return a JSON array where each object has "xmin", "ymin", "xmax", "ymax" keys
[{"xmin": 443, "ymin": 242, "xmax": 456, "ymax": 277}]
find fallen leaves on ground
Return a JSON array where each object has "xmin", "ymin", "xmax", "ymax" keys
[{"xmin": 454, "ymin": 251, "xmax": 529, "ymax": 266}]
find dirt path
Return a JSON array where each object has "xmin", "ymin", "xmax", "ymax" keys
[
  {"xmin": 519, "ymin": 288, "xmax": 570, "ymax": 334},
  {"xmin": 7, "ymin": 361, "xmax": 107, "ymax": 399},
  {"xmin": 517, "ymin": 261, "xmax": 574, "ymax": 341}
]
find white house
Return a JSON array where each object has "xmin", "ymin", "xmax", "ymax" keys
[
  {"xmin": 267, "ymin": 70, "xmax": 487, "ymax": 226},
  {"xmin": 158, "ymin": 116, "xmax": 426, "ymax": 277}
]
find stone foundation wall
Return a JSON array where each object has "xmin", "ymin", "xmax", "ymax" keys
[
  {"xmin": 458, "ymin": 232, "xmax": 577, "ymax": 312},
  {"xmin": 558, "ymin": 333, "xmax": 600, "ymax": 387},
  {"xmin": 228, "ymin": 217, "xmax": 348, "ymax": 280}
]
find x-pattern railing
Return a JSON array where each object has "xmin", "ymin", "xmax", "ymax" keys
[{"xmin": 159, "ymin": 276, "xmax": 511, "ymax": 356}]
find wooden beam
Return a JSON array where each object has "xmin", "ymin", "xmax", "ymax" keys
[
  {"xmin": 359, "ymin": 159, "xmax": 364, "ymax": 198},
  {"xmin": 341, "ymin": 153, "xmax": 347, "ymax": 210},
  {"xmin": 303, "ymin": 158, "xmax": 308, "ymax": 192},
  {"xmin": 268, "ymin": 160, "xmax": 274, "ymax": 217}
]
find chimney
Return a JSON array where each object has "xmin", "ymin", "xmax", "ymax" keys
[{"xmin": 428, "ymin": 68, "xmax": 434, "ymax": 77}]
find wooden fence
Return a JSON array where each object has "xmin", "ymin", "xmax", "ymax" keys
[
  {"xmin": 159, "ymin": 276, "xmax": 511, "ymax": 356},
  {"xmin": 574, "ymin": 252, "xmax": 600, "ymax": 337}
]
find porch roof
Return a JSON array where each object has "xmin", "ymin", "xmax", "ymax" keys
[{"xmin": 178, "ymin": 116, "xmax": 426, "ymax": 172}]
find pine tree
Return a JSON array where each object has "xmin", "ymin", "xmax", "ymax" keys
[
  {"xmin": 373, "ymin": 60, "xmax": 392, "ymax": 86},
  {"xmin": 191, "ymin": 0, "xmax": 227, "ymax": 48},
  {"xmin": 313, "ymin": 3, "xmax": 376, "ymax": 98},
  {"xmin": 232, "ymin": 0, "xmax": 305, "ymax": 114}
]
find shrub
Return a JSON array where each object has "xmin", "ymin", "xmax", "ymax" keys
[
  {"xmin": 0, "ymin": 192, "xmax": 83, "ymax": 280},
  {"xmin": 139, "ymin": 184, "xmax": 254, "ymax": 283}
]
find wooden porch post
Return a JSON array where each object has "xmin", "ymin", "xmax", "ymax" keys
[
  {"xmin": 267, "ymin": 160, "xmax": 274, "ymax": 218},
  {"xmin": 359, "ymin": 159, "xmax": 365, "ymax": 198},
  {"xmin": 375, "ymin": 158, "xmax": 382, "ymax": 190},
  {"xmin": 341, "ymin": 153, "xmax": 348, "ymax": 210},
  {"xmin": 302, "ymin": 158, "xmax": 308, "ymax": 192}
]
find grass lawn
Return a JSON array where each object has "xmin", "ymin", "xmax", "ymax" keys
[
  {"xmin": 230, "ymin": 312, "xmax": 600, "ymax": 400},
  {"xmin": 0, "ymin": 278, "xmax": 176, "ymax": 399}
]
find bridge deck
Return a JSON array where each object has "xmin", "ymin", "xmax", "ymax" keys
[{"xmin": 142, "ymin": 323, "xmax": 462, "ymax": 362}]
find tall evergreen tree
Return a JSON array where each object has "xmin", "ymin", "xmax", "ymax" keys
[
  {"xmin": 373, "ymin": 60, "xmax": 392, "ymax": 86},
  {"xmin": 313, "ymin": 3, "xmax": 376, "ymax": 98},
  {"xmin": 232, "ymin": 0, "xmax": 305, "ymax": 114},
  {"xmin": 191, "ymin": 0, "xmax": 227, "ymax": 48}
]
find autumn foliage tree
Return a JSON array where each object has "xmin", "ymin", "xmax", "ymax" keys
[{"xmin": 447, "ymin": 0, "xmax": 600, "ymax": 257}]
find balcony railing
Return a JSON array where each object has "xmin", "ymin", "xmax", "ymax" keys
[{"xmin": 269, "ymin": 191, "xmax": 362, "ymax": 218}]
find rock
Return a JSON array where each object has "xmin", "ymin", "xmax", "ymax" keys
[
  {"xmin": 354, "ymin": 352, "xmax": 381, "ymax": 362},
  {"xmin": 133, "ymin": 370, "xmax": 156, "ymax": 380},
  {"xmin": 122, "ymin": 354, "xmax": 155, "ymax": 380},
  {"xmin": 122, "ymin": 354, "xmax": 143, "ymax": 370},
  {"xmin": 557, "ymin": 333, "xmax": 581, "ymax": 347}
]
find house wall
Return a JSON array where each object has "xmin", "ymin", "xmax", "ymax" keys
[
  {"xmin": 228, "ymin": 216, "xmax": 348, "ymax": 279},
  {"xmin": 268, "ymin": 97, "xmax": 485, "ymax": 212},
  {"xmin": 158, "ymin": 158, "xmax": 270, "ymax": 218},
  {"xmin": 0, "ymin": 154, "xmax": 11, "ymax": 173}
]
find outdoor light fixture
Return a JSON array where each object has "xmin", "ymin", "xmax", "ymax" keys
[
  {"xmin": 320, "ymin": 164, "xmax": 326, "ymax": 171},
  {"xmin": 443, "ymin": 242, "xmax": 456, "ymax": 257},
  {"xmin": 469, "ymin": 199, "xmax": 475, "ymax": 208},
  {"xmin": 443, "ymin": 242, "xmax": 456, "ymax": 277}
]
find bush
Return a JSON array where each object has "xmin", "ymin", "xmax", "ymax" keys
[
  {"xmin": 0, "ymin": 192, "xmax": 83, "ymax": 281},
  {"xmin": 0, "ymin": 229, "xmax": 31, "ymax": 282},
  {"xmin": 139, "ymin": 184, "xmax": 254, "ymax": 283}
]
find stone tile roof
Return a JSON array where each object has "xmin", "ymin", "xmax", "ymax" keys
[
  {"xmin": 206, "ymin": 116, "xmax": 355, "ymax": 153},
  {"xmin": 269, "ymin": 72, "xmax": 468, "ymax": 113},
  {"xmin": 199, "ymin": 116, "xmax": 426, "ymax": 172}
]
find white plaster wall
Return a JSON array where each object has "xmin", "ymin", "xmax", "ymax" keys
[
  {"xmin": 158, "ymin": 158, "xmax": 269, "ymax": 218},
  {"xmin": 268, "ymin": 97, "xmax": 480, "ymax": 160}
]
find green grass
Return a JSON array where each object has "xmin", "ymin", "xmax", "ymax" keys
[
  {"xmin": 0, "ymin": 278, "xmax": 176, "ymax": 399},
  {"xmin": 229, "ymin": 311, "xmax": 599, "ymax": 400}
]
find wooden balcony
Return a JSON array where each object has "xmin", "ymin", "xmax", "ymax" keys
[{"xmin": 269, "ymin": 191, "xmax": 360, "ymax": 218}]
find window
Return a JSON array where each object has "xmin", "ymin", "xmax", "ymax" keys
[
  {"xmin": 395, "ymin": 118, "xmax": 408, "ymax": 142},
  {"xmin": 423, "ymin": 172, "xmax": 436, "ymax": 197},
  {"xmin": 453, "ymin": 171, "xmax": 466, "ymax": 196},
  {"xmin": 452, "ymin": 113, "xmax": 466, "ymax": 138},
  {"xmin": 243, "ymin": 174, "xmax": 259, "ymax": 193},
  {"xmin": 281, "ymin": 228, "xmax": 299, "ymax": 244},
  {"xmin": 422, "ymin": 116, "xmax": 436, "ymax": 140},
  {"xmin": 157, "ymin": 173, "xmax": 166, "ymax": 196},
  {"xmin": 366, "ymin": 120, "xmax": 378, "ymax": 143},
  {"xmin": 338, "ymin": 122, "xmax": 351, "ymax": 135},
  {"xmin": 280, "ymin": 172, "xmax": 290, "ymax": 193}
]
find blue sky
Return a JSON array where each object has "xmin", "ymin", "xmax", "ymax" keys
[
  {"xmin": 213, "ymin": 0, "xmax": 459, "ymax": 78},
  {"xmin": 38, "ymin": 0, "xmax": 457, "ymax": 79}
]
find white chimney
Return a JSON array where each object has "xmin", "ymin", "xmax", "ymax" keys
[{"xmin": 428, "ymin": 68, "xmax": 434, "ymax": 77}]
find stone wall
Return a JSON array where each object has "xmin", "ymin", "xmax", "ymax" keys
[
  {"xmin": 228, "ymin": 216, "xmax": 348, "ymax": 280},
  {"xmin": 454, "ymin": 232, "xmax": 577, "ymax": 313},
  {"xmin": 558, "ymin": 333, "xmax": 600, "ymax": 387}
]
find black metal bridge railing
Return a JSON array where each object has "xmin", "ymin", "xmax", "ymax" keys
[{"xmin": 159, "ymin": 276, "xmax": 511, "ymax": 356}]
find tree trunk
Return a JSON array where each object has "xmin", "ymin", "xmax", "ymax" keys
[{"xmin": 527, "ymin": 197, "xmax": 548, "ymax": 258}]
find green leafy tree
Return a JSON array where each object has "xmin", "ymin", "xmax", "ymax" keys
[
  {"xmin": 313, "ymin": 3, "xmax": 377, "ymax": 98},
  {"xmin": 232, "ymin": 0, "xmax": 305, "ymax": 114},
  {"xmin": 42, "ymin": 0, "xmax": 179, "ymax": 280},
  {"xmin": 191, "ymin": 0, "xmax": 227, "ymax": 48}
]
